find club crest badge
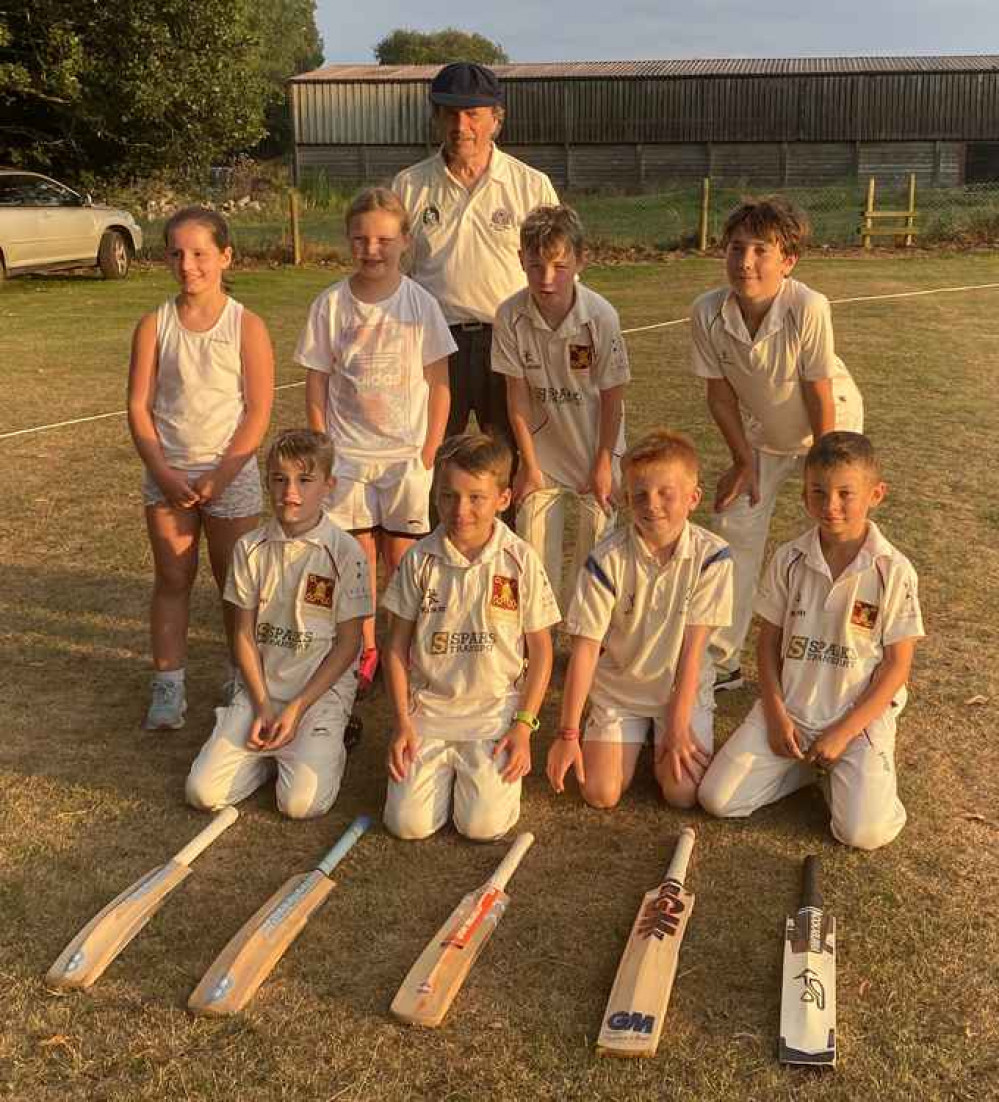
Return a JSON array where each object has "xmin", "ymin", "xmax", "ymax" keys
[
  {"xmin": 304, "ymin": 574, "xmax": 334, "ymax": 609},
  {"xmin": 489, "ymin": 575, "xmax": 519, "ymax": 620},
  {"xmin": 569, "ymin": 344, "xmax": 594, "ymax": 371},
  {"xmin": 490, "ymin": 208, "xmax": 513, "ymax": 231},
  {"xmin": 422, "ymin": 205, "xmax": 441, "ymax": 227},
  {"xmin": 850, "ymin": 600, "xmax": 879, "ymax": 630}
]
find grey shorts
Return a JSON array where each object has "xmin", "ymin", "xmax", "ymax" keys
[{"xmin": 142, "ymin": 458, "xmax": 262, "ymax": 519}]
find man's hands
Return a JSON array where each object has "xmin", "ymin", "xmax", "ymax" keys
[
  {"xmin": 247, "ymin": 697, "xmax": 305, "ymax": 752},
  {"xmin": 157, "ymin": 468, "xmax": 201, "ymax": 509},
  {"xmin": 494, "ymin": 722, "xmax": 531, "ymax": 783},
  {"xmin": 512, "ymin": 463, "xmax": 545, "ymax": 506},
  {"xmin": 804, "ymin": 726, "xmax": 854, "ymax": 769},
  {"xmin": 714, "ymin": 459, "xmax": 760, "ymax": 512}
]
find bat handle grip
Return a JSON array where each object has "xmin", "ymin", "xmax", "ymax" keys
[
  {"xmin": 317, "ymin": 814, "xmax": 372, "ymax": 876},
  {"xmin": 174, "ymin": 806, "xmax": 239, "ymax": 867},
  {"xmin": 801, "ymin": 855, "xmax": 823, "ymax": 909},
  {"xmin": 488, "ymin": 832, "xmax": 535, "ymax": 892},
  {"xmin": 665, "ymin": 826, "xmax": 696, "ymax": 886}
]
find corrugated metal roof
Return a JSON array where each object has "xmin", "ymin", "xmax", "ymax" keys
[{"xmin": 292, "ymin": 56, "xmax": 999, "ymax": 82}]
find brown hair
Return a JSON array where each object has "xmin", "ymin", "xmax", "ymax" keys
[
  {"xmin": 621, "ymin": 428, "xmax": 700, "ymax": 483},
  {"xmin": 435, "ymin": 432, "xmax": 513, "ymax": 489},
  {"xmin": 344, "ymin": 186, "xmax": 410, "ymax": 236},
  {"xmin": 266, "ymin": 428, "xmax": 335, "ymax": 480},
  {"xmin": 720, "ymin": 196, "xmax": 810, "ymax": 258},
  {"xmin": 804, "ymin": 431, "xmax": 882, "ymax": 479},
  {"xmin": 520, "ymin": 204, "xmax": 585, "ymax": 260},
  {"xmin": 163, "ymin": 206, "xmax": 233, "ymax": 251}
]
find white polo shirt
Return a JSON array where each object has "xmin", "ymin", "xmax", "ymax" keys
[
  {"xmin": 392, "ymin": 146, "xmax": 559, "ymax": 325},
  {"xmin": 225, "ymin": 515, "xmax": 373, "ymax": 702},
  {"xmin": 294, "ymin": 276, "xmax": 456, "ymax": 463},
  {"xmin": 690, "ymin": 277, "xmax": 859, "ymax": 456},
  {"xmin": 382, "ymin": 520, "xmax": 560, "ymax": 740},
  {"xmin": 755, "ymin": 521, "xmax": 925, "ymax": 731},
  {"xmin": 566, "ymin": 522, "xmax": 734, "ymax": 715},
  {"xmin": 491, "ymin": 283, "xmax": 630, "ymax": 488}
]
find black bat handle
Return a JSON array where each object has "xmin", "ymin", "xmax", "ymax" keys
[{"xmin": 801, "ymin": 855, "xmax": 823, "ymax": 910}]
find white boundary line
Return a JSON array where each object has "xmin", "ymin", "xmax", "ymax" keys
[{"xmin": 4, "ymin": 279, "xmax": 999, "ymax": 442}]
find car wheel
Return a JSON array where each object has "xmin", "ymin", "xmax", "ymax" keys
[{"xmin": 98, "ymin": 230, "xmax": 130, "ymax": 279}]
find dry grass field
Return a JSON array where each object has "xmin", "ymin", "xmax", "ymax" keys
[{"xmin": 1, "ymin": 251, "xmax": 997, "ymax": 1101}]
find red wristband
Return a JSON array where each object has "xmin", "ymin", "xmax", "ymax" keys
[{"xmin": 558, "ymin": 726, "xmax": 581, "ymax": 741}]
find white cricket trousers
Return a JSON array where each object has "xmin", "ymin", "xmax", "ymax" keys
[
  {"xmin": 516, "ymin": 483, "xmax": 614, "ymax": 613},
  {"xmin": 698, "ymin": 699, "xmax": 907, "ymax": 850}
]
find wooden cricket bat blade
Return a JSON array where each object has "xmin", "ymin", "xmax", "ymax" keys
[
  {"xmin": 597, "ymin": 827, "xmax": 696, "ymax": 1058},
  {"xmin": 46, "ymin": 806, "xmax": 239, "ymax": 990},
  {"xmin": 390, "ymin": 832, "xmax": 534, "ymax": 1028},
  {"xmin": 779, "ymin": 855, "xmax": 837, "ymax": 1067},
  {"xmin": 188, "ymin": 814, "xmax": 371, "ymax": 1016}
]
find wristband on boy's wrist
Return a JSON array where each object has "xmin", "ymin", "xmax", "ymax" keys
[
  {"xmin": 513, "ymin": 709, "xmax": 540, "ymax": 732},
  {"xmin": 558, "ymin": 726, "xmax": 581, "ymax": 741}
]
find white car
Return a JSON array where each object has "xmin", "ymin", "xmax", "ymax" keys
[{"xmin": 0, "ymin": 169, "xmax": 144, "ymax": 281}]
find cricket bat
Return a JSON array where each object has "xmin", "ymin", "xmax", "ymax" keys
[
  {"xmin": 46, "ymin": 806, "xmax": 239, "ymax": 990},
  {"xmin": 779, "ymin": 855, "xmax": 837, "ymax": 1066},
  {"xmin": 188, "ymin": 813, "xmax": 371, "ymax": 1016},
  {"xmin": 596, "ymin": 826, "xmax": 696, "ymax": 1057},
  {"xmin": 390, "ymin": 831, "xmax": 535, "ymax": 1027}
]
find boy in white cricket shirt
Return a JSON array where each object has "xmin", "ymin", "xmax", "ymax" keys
[
  {"xmin": 382, "ymin": 433, "xmax": 559, "ymax": 841},
  {"xmin": 492, "ymin": 205, "xmax": 629, "ymax": 610},
  {"xmin": 692, "ymin": 197, "xmax": 863, "ymax": 691},
  {"xmin": 186, "ymin": 430, "xmax": 372, "ymax": 819},
  {"xmin": 547, "ymin": 429, "xmax": 733, "ymax": 810},
  {"xmin": 699, "ymin": 432, "xmax": 924, "ymax": 850}
]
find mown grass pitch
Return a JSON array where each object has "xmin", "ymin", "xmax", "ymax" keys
[{"xmin": 1, "ymin": 253, "xmax": 997, "ymax": 1101}]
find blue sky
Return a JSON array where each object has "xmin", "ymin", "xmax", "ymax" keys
[{"xmin": 317, "ymin": 0, "xmax": 998, "ymax": 64}]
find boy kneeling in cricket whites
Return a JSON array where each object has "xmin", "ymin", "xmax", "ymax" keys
[
  {"xmin": 547, "ymin": 429, "xmax": 734, "ymax": 809},
  {"xmin": 699, "ymin": 432, "xmax": 924, "ymax": 850},
  {"xmin": 382, "ymin": 433, "xmax": 560, "ymax": 841},
  {"xmin": 186, "ymin": 429, "xmax": 372, "ymax": 819}
]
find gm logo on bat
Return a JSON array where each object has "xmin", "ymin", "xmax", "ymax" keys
[{"xmin": 606, "ymin": 1011, "xmax": 656, "ymax": 1034}]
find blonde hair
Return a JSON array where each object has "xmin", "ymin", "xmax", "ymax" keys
[
  {"xmin": 344, "ymin": 186, "xmax": 410, "ymax": 236},
  {"xmin": 721, "ymin": 196, "xmax": 810, "ymax": 259},
  {"xmin": 520, "ymin": 204, "xmax": 585, "ymax": 260},
  {"xmin": 621, "ymin": 428, "xmax": 700, "ymax": 483},
  {"xmin": 435, "ymin": 432, "xmax": 513, "ymax": 489},
  {"xmin": 266, "ymin": 428, "xmax": 334, "ymax": 479}
]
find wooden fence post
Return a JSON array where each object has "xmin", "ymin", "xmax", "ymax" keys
[
  {"xmin": 905, "ymin": 172, "xmax": 917, "ymax": 247},
  {"xmin": 862, "ymin": 177, "xmax": 876, "ymax": 250},
  {"xmin": 699, "ymin": 177, "xmax": 711, "ymax": 252},
  {"xmin": 289, "ymin": 189, "xmax": 302, "ymax": 266}
]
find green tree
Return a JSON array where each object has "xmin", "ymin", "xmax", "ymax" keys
[{"xmin": 374, "ymin": 28, "xmax": 508, "ymax": 66}]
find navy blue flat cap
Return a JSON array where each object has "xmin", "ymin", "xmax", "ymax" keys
[{"xmin": 429, "ymin": 63, "xmax": 504, "ymax": 108}]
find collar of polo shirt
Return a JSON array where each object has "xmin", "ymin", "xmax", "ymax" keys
[
  {"xmin": 437, "ymin": 142, "xmax": 510, "ymax": 185},
  {"xmin": 432, "ymin": 518, "xmax": 509, "ymax": 567},
  {"xmin": 796, "ymin": 520, "xmax": 894, "ymax": 580},
  {"xmin": 631, "ymin": 520, "xmax": 694, "ymax": 568},
  {"xmin": 721, "ymin": 276, "xmax": 795, "ymax": 344},
  {"xmin": 261, "ymin": 513, "xmax": 336, "ymax": 546},
  {"xmin": 521, "ymin": 281, "xmax": 589, "ymax": 335}
]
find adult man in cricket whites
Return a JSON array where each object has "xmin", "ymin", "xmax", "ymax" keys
[{"xmin": 393, "ymin": 63, "xmax": 559, "ymax": 445}]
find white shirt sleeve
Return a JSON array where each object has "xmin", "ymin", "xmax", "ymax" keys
[
  {"xmin": 520, "ymin": 546, "xmax": 562, "ymax": 632},
  {"xmin": 690, "ymin": 302, "xmax": 725, "ymax": 380},
  {"xmin": 418, "ymin": 289, "xmax": 458, "ymax": 365},
  {"xmin": 564, "ymin": 554, "xmax": 616, "ymax": 641},
  {"xmin": 796, "ymin": 292, "xmax": 840, "ymax": 382},
  {"xmin": 490, "ymin": 300, "xmax": 523, "ymax": 379},
  {"xmin": 381, "ymin": 546, "xmax": 424, "ymax": 622},
  {"xmin": 594, "ymin": 306, "xmax": 631, "ymax": 391},
  {"xmin": 754, "ymin": 547, "xmax": 791, "ymax": 627},
  {"xmin": 224, "ymin": 537, "xmax": 258, "ymax": 610},
  {"xmin": 294, "ymin": 290, "xmax": 335, "ymax": 374},
  {"xmin": 881, "ymin": 560, "xmax": 926, "ymax": 645},
  {"xmin": 687, "ymin": 547, "xmax": 734, "ymax": 628},
  {"xmin": 333, "ymin": 537, "xmax": 375, "ymax": 624}
]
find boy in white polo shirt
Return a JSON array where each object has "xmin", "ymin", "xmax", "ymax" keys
[
  {"xmin": 493, "ymin": 204, "xmax": 630, "ymax": 611},
  {"xmin": 699, "ymin": 432, "xmax": 924, "ymax": 850},
  {"xmin": 547, "ymin": 429, "xmax": 733, "ymax": 810},
  {"xmin": 382, "ymin": 433, "xmax": 559, "ymax": 841},
  {"xmin": 692, "ymin": 197, "xmax": 863, "ymax": 691},
  {"xmin": 186, "ymin": 429, "xmax": 372, "ymax": 819}
]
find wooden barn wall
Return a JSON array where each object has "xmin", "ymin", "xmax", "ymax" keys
[{"xmin": 292, "ymin": 73, "xmax": 999, "ymax": 146}]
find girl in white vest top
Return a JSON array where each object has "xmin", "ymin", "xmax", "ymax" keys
[{"xmin": 127, "ymin": 207, "xmax": 274, "ymax": 731}]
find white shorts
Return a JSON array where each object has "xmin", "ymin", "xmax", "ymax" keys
[
  {"xmin": 584, "ymin": 699, "xmax": 714, "ymax": 753},
  {"xmin": 327, "ymin": 456, "xmax": 433, "ymax": 536},
  {"xmin": 384, "ymin": 735, "xmax": 521, "ymax": 842},
  {"xmin": 142, "ymin": 458, "xmax": 262, "ymax": 519},
  {"xmin": 185, "ymin": 684, "xmax": 352, "ymax": 819}
]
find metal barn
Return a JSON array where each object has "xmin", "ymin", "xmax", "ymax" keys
[{"xmin": 289, "ymin": 56, "xmax": 999, "ymax": 189}]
